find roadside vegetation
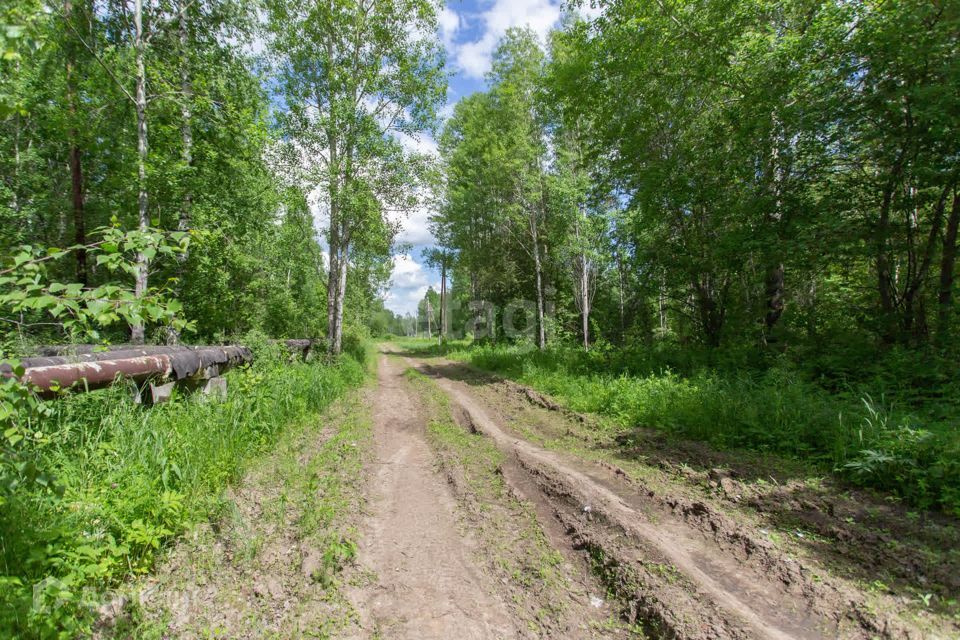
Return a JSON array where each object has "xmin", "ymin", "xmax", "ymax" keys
[
  {"xmin": 2, "ymin": 0, "xmax": 959, "ymax": 636},
  {"xmin": 131, "ymin": 374, "xmax": 373, "ymax": 639},
  {"xmin": 0, "ymin": 338, "xmax": 368, "ymax": 638},
  {"xmin": 396, "ymin": 338, "xmax": 960, "ymax": 517},
  {"xmin": 381, "ymin": 0, "xmax": 960, "ymax": 522},
  {"xmin": 2, "ymin": 0, "xmax": 440, "ymax": 635}
]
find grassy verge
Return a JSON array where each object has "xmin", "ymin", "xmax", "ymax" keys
[
  {"xmin": 393, "ymin": 338, "xmax": 960, "ymax": 516},
  {"xmin": 0, "ymin": 345, "xmax": 368, "ymax": 639},
  {"xmin": 129, "ymin": 382, "xmax": 373, "ymax": 639}
]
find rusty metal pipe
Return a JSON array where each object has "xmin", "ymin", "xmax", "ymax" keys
[
  {"xmin": 35, "ymin": 344, "xmax": 195, "ymax": 357},
  {"xmin": 21, "ymin": 355, "xmax": 173, "ymax": 397},
  {"xmin": 2, "ymin": 345, "xmax": 254, "ymax": 398},
  {"xmin": 21, "ymin": 347, "xmax": 195, "ymax": 369}
]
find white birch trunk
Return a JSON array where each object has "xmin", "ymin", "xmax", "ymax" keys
[{"xmin": 131, "ymin": 0, "xmax": 149, "ymax": 344}]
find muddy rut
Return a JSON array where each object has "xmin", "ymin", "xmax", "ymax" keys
[{"xmin": 370, "ymin": 346, "xmax": 954, "ymax": 640}]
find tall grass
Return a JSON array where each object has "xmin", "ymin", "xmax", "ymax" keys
[
  {"xmin": 0, "ymin": 345, "xmax": 367, "ymax": 638},
  {"xmin": 397, "ymin": 338, "xmax": 960, "ymax": 516}
]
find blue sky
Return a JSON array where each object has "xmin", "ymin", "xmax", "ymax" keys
[{"xmin": 383, "ymin": 0, "xmax": 594, "ymax": 316}]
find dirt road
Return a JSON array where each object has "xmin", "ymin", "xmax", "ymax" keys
[
  {"xmin": 380, "ymin": 345, "xmax": 955, "ymax": 639},
  {"xmin": 139, "ymin": 345, "xmax": 958, "ymax": 639},
  {"xmin": 343, "ymin": 354, "xmax": 518, "ymax": 638}
]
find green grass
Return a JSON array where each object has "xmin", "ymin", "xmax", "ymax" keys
[
  {"xmin": 0, "ymin": 344, "xmax": 369, "ymax": 639},
  {"xmin": 394, "ymin": 338, "xmax": 960, "ymax": 516},
  {"xmin": 128, "ymin": 384, "xmax": 373, "ymax": 639}
]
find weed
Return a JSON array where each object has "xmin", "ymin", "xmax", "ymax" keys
[{"xmin": 0, "ymin": 345, "xmax": 368, "ymax": 637}]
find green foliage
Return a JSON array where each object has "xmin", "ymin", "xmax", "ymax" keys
[
  {"xmin": 423, "ymin": 1, "xmax": 960, "ymax": 517},
  {"xmin": 0, "ymin": 0, "xmax": 42, "ymax": 117},
  {"xmin": 0, "ymin": 360, "xmax": 56, "ymax": 505},
  {"xmin": 0, "ymin": 347, "xmax": 366, "ymax": 638},
  {"xmin": 0, "ymin": 226, "xmax": 192, "ymax": 341},
  {"xmin": 841, "ymin": 397, "xmax": 960, "ymax": 512},
  {"xmin": 435, "ymin": 340, "xmax": 960, "ymax": 516},
  {"xmin": 264, "ymin": 0, "xmax": 446, "ymax": 353},
  {"xmin": 435, "ymin": 0, "xmax": 960, "ymax": 354},
  {"xmin": 0, "ymin": 224, "xmax": 194, "ymax": 575},
  {"xmin": 1, "ymin": 1, "xmax": 335, "ymax": 346}
]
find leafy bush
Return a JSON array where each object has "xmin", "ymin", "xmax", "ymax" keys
[
  {"xmin": 840, "ymin": 398, "xmax": 960, "ymax": 513},
  {"xmin": 0, "ymin": 347, "xmax": 365, "ymax": 638}
]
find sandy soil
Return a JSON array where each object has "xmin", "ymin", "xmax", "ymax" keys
[{"xmin": 343, "ymin": 354, "xmax": 518, "ymax": 639}]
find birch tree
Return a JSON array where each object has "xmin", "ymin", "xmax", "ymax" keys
[
  {"xmin": 489, "ymin": 28, "xmax": 551, "ymax": 349},
  {"xmin": 266, "ymin": 0, "xmax": 445, "ymax": 355}
]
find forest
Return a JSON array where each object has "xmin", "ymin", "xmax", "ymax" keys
[
  {"xmin": 423, "ymin": 2, "xmax": 960, "ymax": 513},
  {"xmin": 1, "ymin": 0, "xmax": 958, "ymax": 638}
]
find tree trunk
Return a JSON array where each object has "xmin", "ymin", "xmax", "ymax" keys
[
  {"xmin": 161, "ymin": 0, "xmax": 191, "ymax": 346},
  {"xmin": 531, "ymin": 216, "xmax": 546, "ymax": 350},
  {"xmin": 616, "ymin": 251, "xmax": 625, "ymax": 336},
  {"xmin": 65, "ymin": 0, "xmax": 87, "ymax": 285},
  {"xmin": 763, "ymin": 262, "xmax": 785, "ymax": 332},
  {"xmin": 438, "ymin": 260, "xmax": 446, "ymax": 346},
  {"xmin": 331, "ymin": 247, "xmax": 348, "ymax": 355},
  {"xmin": 581, "ymin": 277, "xmax": 590, "ymax": 350},
  {"xmin": 131, "ymin": 0, "xmax": 149, "ymax": 344},
  {"xmin": 326, "ymin": 239, "xmax": 338, "ymax": 352},
  {"xmin": 12, "ymin": 59, "xmax": 21, "ymax": 218},
  {"xmin": 763, "ymin": 113, "xmax": 786, "ymax": 336},
  {"xmin": 694, "ymin": 277, "xmax": 724, "ymax": 348},
  {"xmin": 876, "ymin": 153, "xmax": 905, "ymax": 343},
  {"xmin": 937, "ymin": 191, "xmax": 960, "ymax": 343},
  {"xmin": 659, "ymin": 273, "xmax": 668, "ymax": 335},
  {"xmin": 426, "ymin": 296, "xmax": 432, "ymax": 339},
  {"xmin": 326, "ymin": 123, "xmax": 342, "ymax": 355},
  {"xmin": 572, "ymin": 213, "xmax": 592, "ymax": 350},
  {"xmin": 900, "ymin": 181, "xmax": 953, "ymax": 344},
  {"xmin": 177, "ymin": 0, "xmax": 192, "ymax": 240}
]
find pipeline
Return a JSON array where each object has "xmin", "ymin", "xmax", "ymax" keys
[
  {"xmin": 278, "ymin": 339, "xmax": 322, "ymax": 359},
  {"xmin": 1, "ymin": 345, "xmax": 252, "ymax": 398}
]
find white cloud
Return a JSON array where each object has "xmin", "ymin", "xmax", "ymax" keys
[
  {"xmin": 453, "ymin": 0, "xmax": 561, "ymax": 79},
  {"xmin": 394, "ymin": 204, "xmax": 436, "ymax": 246},
  {"xmin": 438, "ymin": 7, "xmax": 461, "ymax": 49},
  {"xmin": 391, "ymin": 253, "xmax": 430, "ymax": 288},
  {"xmin": 395, "ymin": 130, "xmax": 440, "ymax": 157},
  {"xmin": 571, "ymin": 1, "xmax": 605, "ymax": 21},
  {"xmin": 385, "ymin": 254, "xmax": 440, "ymax": 315},
  {"xmin": 457, "ymin": 38, "xmax": 497, "ymax": 78}
]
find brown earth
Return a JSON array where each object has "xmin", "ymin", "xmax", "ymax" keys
[
  {"xmin": 124, "ymin": 345, "xmax": 959, "ymax": 639},
  {"xmin": 341, "ymin": 353, "xmax": 518, "ymax": 639}
]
